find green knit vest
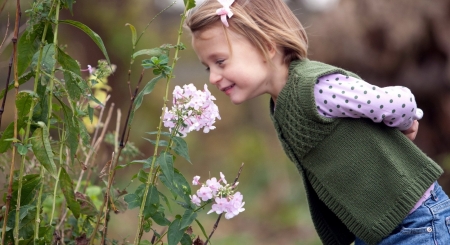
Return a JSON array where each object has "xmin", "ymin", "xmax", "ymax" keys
[{"xmin": 270, "ymin": 59, "xmax": 443, "ymax": 245}]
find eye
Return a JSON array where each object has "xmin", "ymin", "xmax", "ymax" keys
[{"xmin": 216, "ymin": 59, "xmax": 224, "ymax": 66}]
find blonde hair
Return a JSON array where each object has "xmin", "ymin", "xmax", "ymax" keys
[{"xmin": 185, "ymin": 0, "xmax": 308, "ymax": 63}]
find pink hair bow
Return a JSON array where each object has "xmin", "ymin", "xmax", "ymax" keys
[{"xmin": 216, "ymin": 0, "xmax": 234, "ymax": 27}]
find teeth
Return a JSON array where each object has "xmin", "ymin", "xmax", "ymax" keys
[{"xmin": 223, "ymin": 85, "xmax": 234, "ymax": 91}]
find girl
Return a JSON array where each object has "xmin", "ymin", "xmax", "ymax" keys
[{"xmin": 185, "ymin": 0, "xmax": 450, "ymax": 244}]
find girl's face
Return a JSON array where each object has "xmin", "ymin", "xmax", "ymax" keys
[{"xmin": 192, "ymin": 24, "xmax": 287, "ymax": 104}]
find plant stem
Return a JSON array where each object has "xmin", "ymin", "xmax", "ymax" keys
[
  {"xmin": 1, "ymin": 54, "xmax": 14, "ymax": 245},
  {"xmin": 10, "ymin": 1, "xmax": 20, "ymax": 244},
  {"xmin": 13, "ymin": 0, "xmax": 59, "ymax": 242},
  {"xmin": 133, "ymin": 4, "xmax": 189, "ymax": 244},
  {"xmin": 33, "ymin": 167, "xmax": 45, "ymax": 243},
  {"xmin": 49, "ymin": 168, "xmax": 62, "ymax": 225}
]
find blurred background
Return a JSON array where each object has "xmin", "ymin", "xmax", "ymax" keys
[{"xmin": 1, "ymin": 0, "xmax": 450, "ymax": 244}]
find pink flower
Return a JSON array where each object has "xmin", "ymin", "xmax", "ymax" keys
[
  {"xmin": 206, "ymin": 177, "xmax": 222, "ymax": 194},
  {"xmin": 224, "ymin": 193, "xmax": 245, "ymax": 219},
  {"xmin": 163, "ymin": 84, "xmax": 220, "ymax": 137},
  {"xmin": 219, "ymin": 172, "xmax": 227, "ymax": 184},
  {"xmin": 190, "ymin": 194, "xmax": 201, "ymax": 206},
  {"xmin": 207, "ymin": 197, "xmax": 228, "ymax": 215},
  {"xmin": 197, "ymin": 186, "xmax": 213, "ymax": 201},
  {"xmin": 192, "ymin": 176, "xmax": 201, "ymax": 185}
]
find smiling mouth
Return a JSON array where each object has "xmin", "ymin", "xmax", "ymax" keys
[{"xmin": 221, "ymin": 84, "xmax": 235, "ymax": 92}]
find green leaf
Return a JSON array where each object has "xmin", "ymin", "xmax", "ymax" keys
[
  {"xmin": 126, "ymin": 23, "xmax": 137, "ymax": 47},
  {"xmin": 133, "ymin": 75, "xmax": 163, "ymax": 111},
  {"xmin": 159, "ymin": 170, "xmax": 192, "ymax": 203},
  {"xmin": 16, "ymin": 143, "xmax": 28, "ymax": 155},
  {"xmin": 57, "ymin": 47, "xmax": 81, "ymax": 76},
  {"xmin": 11, "ymin": 174, "xmax": 41, "ymax": 206},
  {"xmin": 58, "ymin": 98, "xmax": 79, "ymax": 163},
  {"xmin": 180, "ymin": 233, "xmax": 192, "ymax": 245},
  {"xmin": 76, "ymin": 193, "xmax": 98, "ymax": 216},
  {"xmin": 62, "ymin": 0, "xmax": 75, "ymax": 14},
  {"xmin": 17, "ymin": 28, "xmax": 39, "ymax": 76},
  {"xmin": 143, "ymin": 138, "xmax": 168, "ymax": 147},
  {"xmin": 0, "ymin": 71, "xmax": 34, "ymax": 100},
  {"xmin": 32, "ymin": 80, "xmax": 49, "ymax": 123},
  {"xmin": 59, "ymin": 20, "xmax": 111, "ymax": 65},
  {"xmin": 58, "ymin": 47, "xmax": 83, "ymax": 101},
  {"xmin": 159, "ymin": 191, "xmax": 172, "ymax": 213},
  {"xmin": 31, "ymin": 44, "xmax": 56, "ymax": 75},
  {"xmin": 127, "ymin": 75, "xmax": 163, "ymax": 128},
  {"xmin": 137, "ymin": 169, "xmax": 149, "ymax": 183},
  {"xmin": 124, "ymin": 193, "xmax": 141, "ymax": 210},
  {"xmin": 158, "ymin": 152, "xmax": 174, "ymax": 183},
  {"xmin": 143, "ymin": 186, "xmax": 160, "ymax": 219},
  {"xmin": 183, "ymin": 0, "xmax": 196, "ymax": 10},
  {"xmin": 179, "ymin": 209, "xmax": 197, "ymax": 230},
  {"xmin": 0, "ymin": 123, "xmax": 15, "ymax": 153},
  {"xmin": 31, "ymin": 125, "xmax": 58, "ymax": 178},
  {"xmin": 132, "ymin": 48, "xmax": 165, "ymax": 60},
  {"xmin": 146, "ymin": 131, "xmax": 172, "ymax": 137},
  {"xmin": 151, "ymin": 211, "xmax": 171, "ymax": 226},
  {"xmin": 60, "ymin": 168, "xmax": 81, "ymax": 218},
  {"xmin": 172, "ymin": 136, "xmax": 191, "ymax": 163},
  {"xmin": 87, "ymin": 104, "xmax": 94, "ymax": 123},
  {"xmin": 195, "ymin": 219, "xmax": 209, "ymax": 241},
  {"xmin": 167, "ymin": 216, "xmax": 186, "ymax": 245},
  {"xmin": 6, "ymin": 204, "xmax": 36, "ymax": 232},
  {"xmin": 16, "ymin": 91, "xmax": 34, "ymax": 125}
]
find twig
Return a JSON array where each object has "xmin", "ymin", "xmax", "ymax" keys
[
  {"xmin": 0, "ymin": 12, "xmax": 11, "ymax": 129},
  {"xmin": 0, "ymin": 0, "xmax": 9, "ymax": 16},
  {"xmin": 0, "ymin": 54, "xmax": 12, "ymax": 129},
  {"xmin": 89, "ymin": 152, "xmax": 114, "ymax": 244},
  {"xmin": 204, "ymin": 163, "xmax": 245, "ymax": 245},
  {"xmin": 120, "ymin": 68, "xmax": 145, "ymax": 148},
  {"xmin": 0, "ymin": 22, "xmax": 26, "ymax": 56},
  {"xmin": 74, "ymin": 96, "xmax": 111, "ymax": 193},
  {"xmin": 0, "ymin": 12, "xmax": 9, "ymax": 53},
  {"xmin": 82, "ymin": 101, "xmax": 115, "ymax": 193}
]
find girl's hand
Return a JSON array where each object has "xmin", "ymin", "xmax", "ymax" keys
[{"xmin": 401, "ymin": 120, "xmax": 419, "ymax": 141}]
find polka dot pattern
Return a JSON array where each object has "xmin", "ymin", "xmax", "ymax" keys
[{"xmin": 313, "ymin": 73, "xmax": 423, "ymax": 131}]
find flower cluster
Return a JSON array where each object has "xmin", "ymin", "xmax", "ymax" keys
[
  {"xmin": 190, "ymin": 173, "xmax": 245, "ymax": 219},
  {"xmin": 163, "ymin": 84, "xmax": 221, "ymax": 137}
]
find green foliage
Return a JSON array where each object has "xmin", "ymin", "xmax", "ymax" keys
[
  {"xmin": 59, "ymin": 20, "xmax": 111, "ymax": 65},
  {"xmin": 0, "ymin": 1, "xmax": 225, "ymax": 245},
  {"xmin": 31, "ymin": 125, "xmax": 58, "ymax": 178},
  {"xmin": 60, "ymin": 168, "xmax": 81, "ymax": 218}
]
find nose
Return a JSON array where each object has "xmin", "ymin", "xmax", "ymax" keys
[{"xmin": 209, "ymin": 70, "xmax": 222, "ymax": 85}]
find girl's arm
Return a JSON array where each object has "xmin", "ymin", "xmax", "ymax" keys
[{"xmin": 314, "ymin": 73, "xmax": 422, "ymax": 131}]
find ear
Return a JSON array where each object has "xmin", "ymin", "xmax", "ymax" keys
[{"xmin": 266, "ymin": 42, "xmax": 278, "ymax": 60}]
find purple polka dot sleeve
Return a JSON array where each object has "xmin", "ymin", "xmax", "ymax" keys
[{"xmin": 314, "ymin": 73, "xmax": 423, "ymax": 131}]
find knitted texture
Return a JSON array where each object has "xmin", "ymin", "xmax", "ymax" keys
[{"xmin": 270, "ymin": 59, "xmax": 443, "ymax": 245}]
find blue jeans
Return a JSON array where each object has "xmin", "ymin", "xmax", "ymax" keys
[{"xmin": 355, "ymin": 182, "xmax": 450, "ymax": 245}]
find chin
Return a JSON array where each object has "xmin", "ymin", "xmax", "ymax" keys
[{"xmin": 230, "ymin": 96, "xmax": 246, "ymax": 105}]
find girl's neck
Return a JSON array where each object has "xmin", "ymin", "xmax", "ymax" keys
[{"xmin": 269, "ymin": 58, "xmax": 289, "ymax": 104}]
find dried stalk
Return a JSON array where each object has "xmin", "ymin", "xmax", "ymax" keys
[
  {"xmin": 0, "ymin": 54, "xmax": 12, "ymax": 129},
  {"xmin": 0, "ymin": 0, "xmax": 8, "ymax": 16},
  {"xmin": 89, "ymin": 152, "xmax": 114, "ymax": 244},
  {"xmin": 74, "ymin": 95, "xmax": 111, "ymax": 193},
  {"xmin": 82, "ymin": 100, "xmax": 114, "ymax": 193},
  {"xmin": 0, "ymin": 12, "xmax": 9, "ymax": 52},
  {"xmin": 0, "ymin": 13, "xmax": 11, "ymax": 128}
]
